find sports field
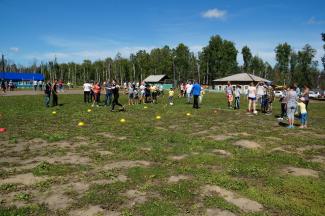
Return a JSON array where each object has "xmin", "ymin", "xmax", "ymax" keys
[{"xmin": 0, "ymin": 92, "xmax": 324, "ymax": 216}]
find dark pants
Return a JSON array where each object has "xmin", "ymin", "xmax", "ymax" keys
[
  {"xmin": 193, "ymin": 95, "xmax": 199, "ymax": 109},
  {"xmin": 305, "ymin": 100, "xmax": 309, "ymax": 110},
  {"xmin": 105, "ymin": 94, "xmax": 112, "ymax": 106},
  {"xmin": 111, "ymin": 95, "xmax": 123, "ymax": 110},
  {"xmin": 84, "ymin": 91, "xmax": 91, "ymax": 103},
  {"xmin": 234, "ymin": 96, "xmax": 240, "ymax": 109},
  {"xmin": 281, "ymin": 103, "xmax": 287, "ymax": 118},
  {"xmin": 52, "ymin": 93, "xmax": 58, "ymax": 106},
  {"xmin": 44, "ymin": 94, "xmax": 50, "ymax": 107}
]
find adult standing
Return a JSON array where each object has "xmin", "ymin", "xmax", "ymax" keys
[
  {"xmin": 83, "ymin": 81, "xmax": 92, "ymax": 103},
  {"xmin": 1, "ymin": 79, "xmax": 6, "ymax": 93},
  {"xmin": 111, "ymin": 80, "xmax": 125, "ymax": 112},
  {"xmin": 234, "ymin": 85, "xmax": 241, "ymax": 109},
  {"xmin": 185, "ymin": 81, "xmax": 193, "ymax": 103},
  {"xmin": 128, "ymin": 83, "xmax": 134, "ymax": 105},
  {"xmin": 302, "ymin": 85, "xmax": 310, "ymax": 110},
  {"xmin": 52, "ymin": 80, "xmax": 58, "ymax": 106},
  {"xmin": 44, "ymin": 80, "xmax": 51, "ymax": 107},
  {"xmin": 38, "ymin": 80, "xmax": 43, "ymax": 91},
  {"xmin": 92, "ymin": 82, "xmax": 101, "ymax": 107},
  {"xmin": 247, "ymin": 82, "xmax": 257, "ymax": 113},
  {"xmin": 266, "ymin": 83, "xmax": 275, "ymax": 114},
  {"xmin": 192, "ymin": 81, "xmax": 201, "ymax": 109},
  {"xmin": 285, "ymin": 85, "xmax": 297, "ymax": 128},
  {"xmin": 104, "ymin": 80, "xmax": 113, "ymax": 106},
  {"xmin": 256, "ymin": 82, "xmax": 265, "ymax": 110},
  {"xmin": 225, "ymin": 82, "xmax": 233, "ymax": 109},
  {"xmin": 33, "ymin": 80, "xmax": 38, "ymax": 91}
]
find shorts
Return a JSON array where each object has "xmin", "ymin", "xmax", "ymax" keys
[
  {"xmin": 128, "ymin": 93, "xmax": 134, "ymax": 99},
  {"xmin": 248, "ymin": 97, "xmax": 256, "ymax": 101},
  {"xmin": 227, "ymin": 94, "xmax": 233, "ymax": 102}
]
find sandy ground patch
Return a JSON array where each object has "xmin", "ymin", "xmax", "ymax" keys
[
  {"xmin": 97, "ymin": 132, "xmax": 127, "ymax": 140},
  {"xmin": 122, "ymin": 189, "xmax": 147, "ymax": 207},
  {"xmin": 0, "ymin": 191, "xmax": 30, "ymax": 207},
  {"xmin": 233, "ymin": 140, "xmax": 261, "ymax": 149},
  {"xmin": 69, "ymin": 205, "xmax": 120, "ymax": 216},
  {"xmin": 270, "ymin": 146, "xmax": 293, "ymax": 154},
  {"xmin": 155, "ymin": 126, "xmax": 168, "ymax": 131},
  {"xmin": 297, "ymin": 145, "xmax": 325, "ymax": 152},
  {"xmin": 206, "ymin": 208, "xmax": 237, "ymax": 216},
  {"xmin": 168, "ymin": 175, "xmax": 191, "ymax": 183},
  {"xmin": 229, "ymin": 132, "xmax": 250, "ymax": 137},
  {"xmin": 140, "ymin": 147, "xmax": 152, "ymax": 152},
  {"xmin": 212, "ymin": 149, "xmax": 232, "ymax": 157},
  {"xmin": 0, "ymin": 173, "xmax": 47, "ymax": 185},
  {"xmin": 310, "ymin": 155, "xmax": 325, "ymax": 164},
  {"xmin": 103, "ymin": 160, "xmax": 151, "ymax": 170},
  {"xmin": 91, "ymin": 175, "xmax": 128, "ymax": 185},
  {"xmin": 208, "ymin": 135, "xmax": 232, "ymax": 141},
  {"xmin": 168, "ymin": 154, "xmax": 188, "ymax": 161},
  {"xmin": 97, "ymin": 150, "xmax": 114, "ymax": 156},
  {"xmin": 23, "ymin": 152, "xmax": 91, "ymax": 164},
  {"xmin": 202, "ymin": 185, "xmax": 263, "ymax": 212},
  {"xmin": 282, "ymin": 166, "xmax": 319, "ymax": 178},
  {"xmin": 192, "ymin": 130, "xmax": 209, "ymax": 135},
  {"xmin": 265, "ymin": 136, "xmax": 282, "ymax": 141}
]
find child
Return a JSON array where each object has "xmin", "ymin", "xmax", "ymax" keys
[
  {"xmin": 133, "ymin": 88, "xmax": 139, "ymax": 105},
  {"xmin": 168, "ymin": 88, "xmax": 174, "ymax": 105},
  {"xmin": 278, "ymin": 89, "xmax": 287, "ymax": 120},
  {"xmin": 234, "ymin": 85, "xmax": 241, "ymax": 109},
  {"xmin": 297, "ymin": 97, "xmax": 308, "ymax": 128}
]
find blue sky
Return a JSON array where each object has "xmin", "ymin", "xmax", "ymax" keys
[{"xmin": 0, "ymin": 0, "xmax": 324, "ymax": 67}]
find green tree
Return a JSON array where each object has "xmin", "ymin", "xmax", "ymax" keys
[
  {"xmin": 241, "ymin": 46, "xmax": 252, "ymax": 73},
  {"xmin": 174, "ymin": 43, "xmax": 191, "ymax": 81},
  {"xmin": 275, "ymin": 42, "xmax": 291, "ymax": 83}
]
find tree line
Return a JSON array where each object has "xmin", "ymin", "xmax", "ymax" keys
[{"xmin": 1, "ymin": 34, "xmax": 325, "ymax": 88}]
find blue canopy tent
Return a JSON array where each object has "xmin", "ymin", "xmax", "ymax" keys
[
  {"xmin": 0, "ymin": 72, "xmax": 44, "ymax": 81},
  {"xmin": 0, "ymin": 72, "xmax": 45, "ymax": 88}
]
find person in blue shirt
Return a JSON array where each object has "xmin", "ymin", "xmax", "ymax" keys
[{"xmin": 191, "ymin": 81, "xmax": 201, "ymax": 109}]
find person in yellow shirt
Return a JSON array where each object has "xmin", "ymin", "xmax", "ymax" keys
[
  {"xmin": 297, "ymin": 97, "xmax": 308, "ymax": 128},
  {"xmin": 168, "ymin": 88, "xmax": 174, "ymax": 105}
]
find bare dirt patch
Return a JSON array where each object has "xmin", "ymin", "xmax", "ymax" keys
[
  {"xmin": 310, "ymin": 156, "xmax": 325, "ymax": 164},
  {"xmin": 155, "ymin": 126, "xmax": 168, "ymax": 131},
  {"xmin": 212, "ymin": 149, "xmax": 232, "ymax": 157},
  {"xmin": 69, "ymin": 205, "xmax": 120, "ymax": 216},
  {"xmin": 297, "ymin": 145, "xmax": 325, "ymax": 152},
  {"xmin": 97, "ymin": 132, "xmax": 126, "ymax": 140},
  {"xmin": 282, "ymin": 166, "xmax": 319, "ymax": 178},
  {"xmin": 206, "ymin": 208, "xmax": 237, "ymax": 216},
  {"xmin": 233, "ymin": 140, "xmax": 261, "ymax": 149},
  {"xmin": 265, "ymin": 136, "xmax": 282, "ymax": 141},
  {"xmin": 202, "ymin": 185, "xmax": 263, "ymax": 212},
  {"xmin": 103, "ymin": 160, "xmax": 151, "ymax": 170},
  {"xmin": 122, "ymin": 189, "xmax": 147, "ymax": 208},
  {"xmin": 192, "ymin": 130, "xmax": 209, "ymax": 135},
  {"xmin": 92, "ymin": 175, "xmax": 128, "ymax": 185},
  {"xmin": 208, "ymin": 135, "xmax": 232, "ymax": 141},
  {"xmin": 168, "ymin": 154, "xmax": 188, "ymax": 161},
  {"xmin": 168, "ymin": 175, "xmax": 191, "ymax": 183},
  {"xmin": 229, "ymin": 132, "xmax": 250, "ymax": 137},
  {"xmin": 1, "ymin": 191, "xmax": 30, "ymax": 207},
  {"xmin": 97, "ymin": 150, "xmax": 114, "ymax": 156},
  {"xmin": 270, "ymin": 146, "xmax": 293, "ymax": 154},
  {"xmin": 23, "ymin": 152, "xmax": 91, "ymax": 165},
  {"xmin": 0, "ymin": 173, "xmax": 47, "ymax": 185}
]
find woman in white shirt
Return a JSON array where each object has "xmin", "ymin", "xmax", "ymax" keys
[{"xmin": 247, "ymin": 82, "xmax": 257, "ymax": 113}]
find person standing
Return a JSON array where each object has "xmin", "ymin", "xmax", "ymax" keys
[
  {"xmin": 302, "ymin": 85, "xmax": 310, "ymax": 110},
  {"xmin": 38, "ymin": 80, "xmax": 43, "ymax": 91},
  {"xmin": 44, "ymin": 80, "xmax": 51, "ymax": 107},
  {"xmin": 1, "ymin": 79, "xmax": 6, "ymax": 93},
  {"xmin": 225, "ymin": 82, "xmax": 234, "ymax": 109},
  {"xmin": 92, "ymin": 82, "xmax": 101, "ymax": 107},
  {"xmin": 83, "ymin": 81, "xmax": 92, "ymax": 103},
  {"xmin": 247, "ymin": 82, "xmax": 257, "ymax": 113},
  {"xmin": 52, "ymin": 80, "xmax": 58, "ymax": 106},
  {"xmin": 104, "ymin": 80, "xmax": 113, "ymax": 106},
  {"xmin": 128, "ymin": 83, "xmax": 134, "ymax": 105},
  {"xmin": 192, "ymin": 81, "xmax": 201, "ymax": 109},
  {"xmin": 285, "ymin": 85, "xmax": 297, "ymax": 128},
  {"xmin": 168, "ymin": 88, "xmax": 174, "ymax": 105},
  {"xmin": 33, "ymin": 80, "xmax": 38, "ymax": 91},
  {"xmin": 266, "ymin": 83, "xmax": 275, "ymax": 115},
  {"xmin": 297, "ymin": 97, "xmax": 308, "ymax": 128},
  {"xmin": 234, "ymin": 85, "xmax": 241, "ymax": 109},
  {"xmin": 186, "ymin": 81, "xmax": 193, "ymax": 103},
  {"xmin": 111, "ymin": 80, "xmax": 125, "ymax": 111}
]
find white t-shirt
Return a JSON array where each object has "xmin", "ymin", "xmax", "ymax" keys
[
  {"xmin": 33, "ymin": 80, "xmax": 38, "ymax": 86},
  {"xmin": 186, "ymin": 84, "xmax": 193, "ymax": 94},
  {"xmin": 83, "ymin": 83, "xmax": 92, "ymax": 92},
  {"xmin": 257, "ymin": 85, "xmax": 265, "ymax": 96},
  {"xmin": 248, "ymin": 86, "xmax": 256, "ymax": 98},
  {"xmin": 140, "ymin": 85, "xmax": 145, "ymax": 94}
]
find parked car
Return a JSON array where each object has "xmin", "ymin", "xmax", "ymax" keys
[
  {"xmin": 309, "ymin": 91, "xmax": 320, "ymax": 98},
  {"xmin": 274, "ymin": 90, "xmax": 283, "ymax": 97}
]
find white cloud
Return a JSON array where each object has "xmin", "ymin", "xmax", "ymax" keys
[
  {"xmin": 9, "ymin": 47, "xmax": 19, "ymax": 52},
  {"xmin": 307, "ymin": 17, "xmax": 325, "ymax": 25},
  {"xmin": 202, "ymin": 8, "xmax": 227, "ymax": 19}
]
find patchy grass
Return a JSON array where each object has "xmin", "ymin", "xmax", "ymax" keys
[{"xmin": 0, "ymin": 92, "xmax": 324, "ymax": 215}]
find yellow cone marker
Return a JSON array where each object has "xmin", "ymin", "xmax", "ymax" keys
[
  {"xmin": 120, "ymin": 118, "xmax": 126, "ymax": 123},
  {"xmin": 78, "ymin": 121, "xmax": 85, "ymax": 126},
  {"xmin": 87, "ymin": 109, "xmax": 92, "ymax": 112},
  {"xmin": 186, "ymin": 113, "xmax": 191, "ymax": 116},
  {"xmin": 52, "ymin": 111, "xmax": 57, "ymax": 115},
  {"xmin": 156, "ymin": 115, "xmax": 161, "ymax": 120},
  {"xmin": 144, "ymin": 106, "xmax": 148, "ymax": 109}
]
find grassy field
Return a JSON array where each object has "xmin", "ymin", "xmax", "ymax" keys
[{"xmin": 0, "ymin": 92, "xmax": 324, "ymax": 216}]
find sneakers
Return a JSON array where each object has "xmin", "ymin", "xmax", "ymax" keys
[{"xmin": 287, "ymin": 125, "xmax": 295, "ymax": 129}]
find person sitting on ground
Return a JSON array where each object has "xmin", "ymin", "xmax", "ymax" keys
[{"xmin": 297, "ymin": 97, "xmax": 308, "ymax": 128}]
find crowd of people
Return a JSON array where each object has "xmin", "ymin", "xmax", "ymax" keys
[
  {"xmin": 39, "ymin": 78, "xmax": 310, "ymax": 129},
  {"xmin": 1, "ymin": 80, "xmax": 15, "ymax": 92}
]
